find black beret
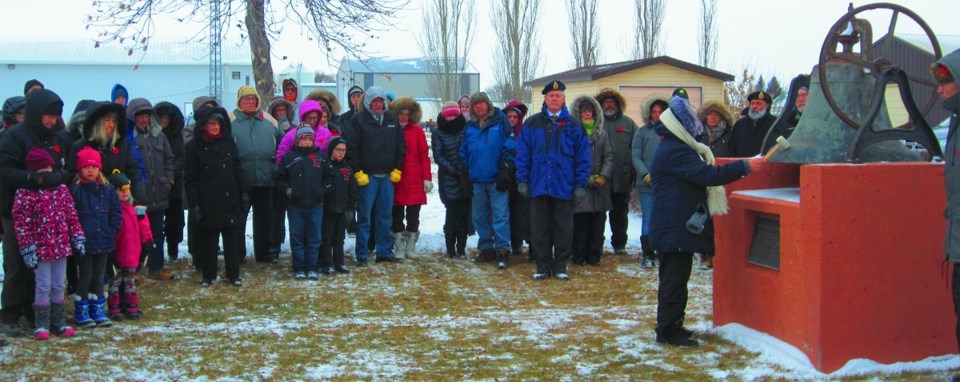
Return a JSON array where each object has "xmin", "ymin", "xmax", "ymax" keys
[
  {"xmin": 541, "ymin": 80, "xmax": 566, "ymax": 95},
  {"xmin": 748, "ymin": 91, "xmax": 773, "ymax": 104}
]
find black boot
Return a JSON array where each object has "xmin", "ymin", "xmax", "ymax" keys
[
  {"xmin": 455, "ymin": 227, "xmax": 467, "ymax": 258},
  {"xmin": 496, "ymin": 248, "xmax": 509, "ymax": 269},
  {"xmin": 640, "ymin": 235, "xmax": 655, "ymax": 268},
  {"xmin": 167, "ymin": 240, "xmax": 178, "ymax": 261},
  {"xmin": 444, "ymin": 225, "xmax": 457, "ymax": 258}
]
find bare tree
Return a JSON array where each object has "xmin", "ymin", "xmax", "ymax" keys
[
  {"xmin": 724, "ymin": 67, "xmax": 758, "ymax": 113},
  {"xmin": 418, "ymin": 0, "xmax": 477, "ymax": 105},
  {"xmin": 491, "ymin": 0, "xmax": 542, "ymax": 103},
  {"xmin": 566, "ymin": 0, "xmax": 601, "ymax": 68},
  {"xmin": 86, "ymin": 0, "xmax": 406, "ymax": 110},
  {"xmin": 633, "ymin": 0, "xmax": 665, "ymax": 59},
  {"xmin": 698, "ymin": 0, "xmax": 719, "ymax": 68}
]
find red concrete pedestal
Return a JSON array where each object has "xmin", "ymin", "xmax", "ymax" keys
[{"xmin": 713, "ymin": 160, "xmax": 954, "ymax": 373}]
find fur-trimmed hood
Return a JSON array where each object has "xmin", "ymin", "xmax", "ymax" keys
[
  {"xmin": 305, "ymin": 89, "xmax": 341, "ymax": 115},
  {"xmin": 595, "ymin": 88, "xmax": 627, "ymax": 119},
  {"xmin": 640, "ymin": 93, "xmax": 670, "ymax": 124},
  {"xmin": 389, "ymin": 96, "xmax": 422, "ymax": 124},
  {"xmin": 268, "ymin": 96, "xmax": 295, "ymax": 123},
  {"xmin": 697, "ymin": 100, "xmax": 734, "ymax": 128},
  {"xmin": 571, "ymin": 95, "xmax": 605, "ymax": 128},
  {"xmin": 82, "ymin": 101, "xmax": 126, "ymax": 143},
  {"xmin": 154, "ymin": 101, "xmax": 186, "ymax": 134}
]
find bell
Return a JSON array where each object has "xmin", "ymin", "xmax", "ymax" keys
[{"xmin": 767, "ymin": 59, "xmax": 920, "ymax": 163}]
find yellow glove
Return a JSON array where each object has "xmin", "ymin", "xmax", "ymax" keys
[
  {"xmin": 390, "ymin": 168, "xmax": 402, "ymax": 183},
  {"xmin": 355, "ymin": 170, "xmax": 370, "ymax": 187},
  {"xmin": 643, "ymin": 173, "xmax": 651, "ymax": 185},
  {"xmin": 594, "ymin": 175, "xmax": 606, "ymax": 187}
]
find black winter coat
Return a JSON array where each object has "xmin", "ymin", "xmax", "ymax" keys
[
  {"xmin": 0, "ymin": 89, "xmax": 72, "ymax": 218},
  {"xmin": 324, "ymin": 158, "xmax": 358, "ymax": 214},
  {"xmin": 68, "ymin": 101, "xmax": 146, "ymax": 203},
  {"xmin": 185, "ymin": 106, "xmax": 248, "ymax": 229},
  {"xmin": 276, "ymin": 146, "xmax": 334, "ymax": 208},
  {"xmin": 731, "ymin": 109, "xmax": 777, "ymax": 157},
  {"xmin": 431, "ymin": 114, "xmax": 470, "ymax": 203},
  {"xmin": 155, "ymin": 102, "xmax": 186, "ymax": 202},
  {"xmin": 344, "ymin": 109, "xmax": 405, "ymax": 174},
  {"xmin": 649, "ymin": 124, "xmax": 749, "ymax": 254}
]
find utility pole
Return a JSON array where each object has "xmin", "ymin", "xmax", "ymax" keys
[{"xmin": 209, "ymin": 1, "xmax": 223, "ymax": 101}]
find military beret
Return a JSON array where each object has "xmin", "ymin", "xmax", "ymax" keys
[
  {"xmin": 541, "ymin": 80, "xmax": 566, "ymax": 95},
  {"xmin": 748, "ymin": 91, "xmax": 773, "ymax": 104}
]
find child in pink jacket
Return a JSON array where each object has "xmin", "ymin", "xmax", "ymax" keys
[
  {"xmin": 12, "ymin": 148, "xmax": 86, "ymax": 340},
  {"xmin": 107, "ymin": 171, "xmax": 152, "ymax": 321},
  {"xmin": 275, "ymin": 100, "xmax": 334, "ymax": 163}
]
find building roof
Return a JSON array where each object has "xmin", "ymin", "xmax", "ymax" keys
[
  {"xmin": 524, "ymin": 56, "xmax": 734, "ymax": 86},
  {"xmin": 893, "ymin": 34, "xmax": 960, "ymax": 56},
  {"xmin": 341, "ymin": 57, "xmax": 478, "ymax": 74},
  {"xmin": 0, "ymin": 38, "xmax": 250, "ymax": 66}
]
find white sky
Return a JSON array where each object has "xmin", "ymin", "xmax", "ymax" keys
[{"xmin": 1, "ymin": 0, "xmax": 959, "ymax": 89}]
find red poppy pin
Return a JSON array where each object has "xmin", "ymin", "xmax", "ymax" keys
[
  {"xmin": 309, "ymin": 153, "xmax": 317, "ymax": 160},
  {"xmin": 51, "ymin": 145, "xmax": 61, "ymax": 153},
  {"xmin": 559, "ymin": 120, "xmax": 567, "ymax": 128},
  {"xmin": 112, "ymin": 147, "xmax": 120, "ymax": 155},
  {"xmin": 616, "ymin": 127, "xmax": 624, "ymax": 133}
]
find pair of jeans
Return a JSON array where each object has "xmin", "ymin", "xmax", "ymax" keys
[
  {"xmin": 288, "ymin": 205, "xmax": 323, "ymax": 273},
  {"xmin": 356, "ymin": 175, "xmax": 395, "ymax": 260},
  {"xmin": 472, "ymin": 182, "xmax": 511, "ymax": 251},
  {"xmin": 638, "ymin": 190, "xmax": 653, "ymax": 236},
  {"xmin": 147, "ymin": 210, "xmax": 166, "ymax": 272}
]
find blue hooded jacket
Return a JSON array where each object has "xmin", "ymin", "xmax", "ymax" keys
[
  {"xmin": 459, "ymin": 107, "xmax": 515, "ymax": 183},
  {"xmin": 516, "ymin": 103, "xmax": 591, "ymax": 200}
]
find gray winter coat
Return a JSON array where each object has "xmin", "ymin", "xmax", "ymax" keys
[
  {"xmin": 230, "ymin": 109, "xmax": 282, "ymax": 187},
  {"xmin": 572, "ymin": 96, "xmax": 613, "ymax": 213},
  {"xmin": 134, "ymin": 122, "xmax": 175, "ymax": 212},
  {"xmin": 632, "ymin": 122, "xmax": 660, "ymax": 193},
  {"xmin": 599, "ymin": 95, "xmax": 639, "ymax": 193},
  {"xmin": 939, "ymin": 49, "xmax": 960, "ymax": 262}
]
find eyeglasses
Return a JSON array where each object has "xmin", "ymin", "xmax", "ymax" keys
[{"xmin": 333, "ymin": 148, "xmax": 347, "ymax": 153}]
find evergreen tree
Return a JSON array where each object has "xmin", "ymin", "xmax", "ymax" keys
[
  {"xmin": 766, "ymin": 76, "xmax": 783, "ymax": 100},
  {"xmin": 754, "ymin": 75, "xmax": 766, "ymax": 93}
]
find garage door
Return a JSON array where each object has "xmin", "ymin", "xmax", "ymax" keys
[{"xmin": 619, "ymin": 86, "xmax": 702, "ymax": 125}]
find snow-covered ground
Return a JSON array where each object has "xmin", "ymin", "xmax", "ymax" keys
[{"xmin": 2, "ymin": 167, "xmax": 959, "ymax": 379}]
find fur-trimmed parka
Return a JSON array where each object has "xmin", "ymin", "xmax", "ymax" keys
[{"xmin": 696, "ymin": 100, "xmax": 735, "ymax": 157}]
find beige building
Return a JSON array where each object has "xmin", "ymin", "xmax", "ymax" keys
[{"xmin": 525, "ymin": 56, "xmax": 733, "ymax": 125}]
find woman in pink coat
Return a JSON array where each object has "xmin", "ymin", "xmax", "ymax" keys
[
  {"xmin": 107, "ymin": 172, "xmax": 152, "ymax": 321},
  {"xmin": 274, "ymin": 100, "xmax": 334, "ymax": 164},
  {"xmin": 390, "ymin": 96, "xmax": 431, "ymax": 259}
]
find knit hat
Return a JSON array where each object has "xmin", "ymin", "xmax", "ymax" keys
[
  {"xmin": 348, "ymin": 86, "xmax": 364, "ymax": 97},
  {"xmin": 107, "ymin": 170, "xmax": 131, "ymax": 190},
  {"xmin": 440, "ymin": 101, "xmax": 460, "ymax": 118},
  {"xmin": 76, "ymin": 146, "xmax": 102, "ymax": 171},
  {"xmin": 666, "ymin": 96, "xmax": 702, "ymax": 137},
  {"xmin": 469, "ymin": 92, "xmax": 491, "ymax": 107},
  {"xmin": 327, "ymin": 136, "xmax": 348, "ymax": 158},
  {"xmin": 23, "ymin": 79, "xmax": 44, "ymax": 95},
  {"xmin": 25, "ymin": 147, "xmax": 54, "ymax": 172},
  {"xmin": 503, "ymin": 100, "xmax": 528, "ymax": 117},
  {"xmin": 672, "ymin": 88, "xmax": 690, "ymax": 101},
  {"xmin": 457, "ymin": 94, "xmax": 471, "ymax": 107},
  {"xmin": 296, "ymin": 126, "xmax": 315, "ymax": 140},
  {"xmin": 236, "ymin": 85, "xmax": 261, "ymax": 110}
]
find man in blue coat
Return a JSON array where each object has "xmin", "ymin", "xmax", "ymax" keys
[{"xmin": 516, "ymin": 81, "xmax": 591, "ymax": 281}]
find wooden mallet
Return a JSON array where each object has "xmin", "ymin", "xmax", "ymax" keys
[{"xmin": 763, "ymin": 136, "xmax": 791, "ymax": 160}]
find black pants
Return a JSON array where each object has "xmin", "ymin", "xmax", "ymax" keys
[
  {"xmin": 76, "ymin": 252, "xmax": 109, "ymax": 299},
  {"xmin": 164, "ymin": 198, "xmax": 185, "ymax": 258},
  {"xmin": 392, "ymin": 205, "xmax": 422, "ymax": 232},
  {"xmin": 572, "ymin": 211, "xmax": 606, "ymax": 265},
  {"xmin": 609, "ymin": 191, "xmax": 631, "ymax": 249},
  {"xmin": 197, "ymin": 225, "xmax": 244, "ymax": 281},
  {"xmin": 244, "ymin": 186, "xmax": 275, "ymax": 262},
  {"xmin": 509, "ymin": 193, "xmax": 531, "ymax": 249},
  {"xmin": 531, "ymin": 196, "xmax": 573, "ymax": 275},
  {"xmin": 0, "ymin": 216, "xmax": 34, "ymax": 325},
  {"xmin": 271, "ymin": 186, "xmax": 288, "ymax": 251},
  {"xmin": 656, "ymin": 251, "xmax": 695, "ymax": 339},
  {"xmin": 443, "ymin": 199, "xmax": 471, "ymax": 254},
  {"xmin": 320, "ymin": 212, "xmax": 346, "ymax": 268}
]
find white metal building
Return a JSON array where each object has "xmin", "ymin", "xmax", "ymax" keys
[{"xmin": 0, "ymin": 39, "xmax": 253, "ymax": 118}]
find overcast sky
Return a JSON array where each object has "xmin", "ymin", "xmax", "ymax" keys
[{"xmin": 1, "ymin": 0, "xmax": 958, "ymax": 90}]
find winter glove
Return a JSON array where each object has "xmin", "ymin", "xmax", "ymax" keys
[
  {"xmin": 517, "ymin": 183, "xmax": 529, "ymax": 198},
  {"xmin": 38, "ymin": 171, "xmax": 66, "ymax": 188},
  {"xmin": 141, "ymin": 242, "xmax": 154, "ymax": 259},
  {"xmin": 241, "ymin": 193, "xmax": 251, "ymax": 213},
  {"xmin": 355, "ymin": 170, "xmax": 370, "ymax": 187},
  {"xmin": 72, "ymin": 236, "xmax": 86, "ymax": 256},
  {"xmin": 643, "ymin": 173, "xmax": 651, "ymax": 185},
  {"xmin": 424, "ymin": 180, "xmax": 433, "ymax": 193},
  {"xmin": 189, "ymin": 206, "xmax": 202, "ymax": 223},
  {"xmin": 286, "ymin": 188, "xmax": 293, "ymax": 198},
  {"xmin": 21, "ymin": 245, "xmax": 38, "ymax": 270},
  {"xmin": 574, "ymin": 187, "xmax": 586, "ymax": 197},
  {"xmin": 594, "ymin": 175, "xmax": 606, "ymax": 187},
  {"xmin": 134, "ymin": 204, "xmax": 148, "ymax": 217},
  {"xmin": 390, "ymin": 168, "xmax": 402, "ymax": 183}
]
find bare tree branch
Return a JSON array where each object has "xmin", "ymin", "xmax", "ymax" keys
[
  {"xmin": 698, "ymin": 0, "xmax": 719, "ymax": 68},
  {"xmin": 633, "ymin": 0, "xmax": 665, "ymax": 60},
  {"xmin": 491, "ymin": 0, "xmax": 542, "ymax": 103},
  {"xmin": 566, "ymin": 0, "xmax": 601, "ymax": 68},
  {"xmin": 418, "ymin": 0, "xmax": 477, "ymax": 106}
]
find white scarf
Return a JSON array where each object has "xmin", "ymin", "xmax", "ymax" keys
[{"xmin": 660, "ymin": 108, "xmax": 729, "ymax": 216}]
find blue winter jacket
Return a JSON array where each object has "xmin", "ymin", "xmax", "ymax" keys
[
  {"xmin": 649, "ymin": 122, "xmax": 749, "ymax": 254},
  {"xmin": 516, "ymin": 104, "xmax": 591, "ymax": 200},
  {"xmin": 70, "ymin": 181, "xmax": 122, "ymax": 254},
  {"xmin": 459, "ymin": 107, "xmax": 515, "ymax": 183}
]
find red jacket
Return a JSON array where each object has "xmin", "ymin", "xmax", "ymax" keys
[
  {"xmin": 393, "ymin": 123, "xmax": 431, "ymax": 206},
  {"xmin": 113, "ymin": 201, "xmax": 153, "ymax": 269}
]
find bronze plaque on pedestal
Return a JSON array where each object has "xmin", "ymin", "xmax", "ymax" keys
[{"xmin": 748, "ymin": 215, "xmax": 780, "ymax": 270}]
